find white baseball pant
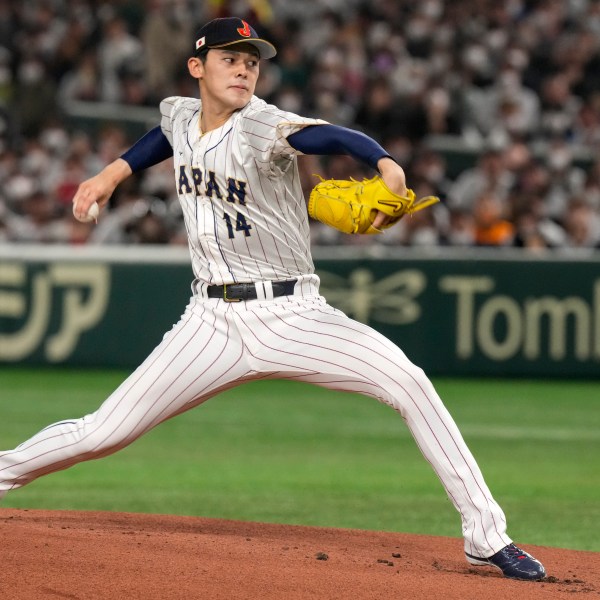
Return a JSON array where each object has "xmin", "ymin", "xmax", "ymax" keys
[{"xmin": 0, "ymin": 286, "xmax": 512, "ymax": 558}]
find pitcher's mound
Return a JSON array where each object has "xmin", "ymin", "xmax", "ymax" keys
[{"xmin": 1, "ymin": 509, "xmax": 598, "ymax": 599}]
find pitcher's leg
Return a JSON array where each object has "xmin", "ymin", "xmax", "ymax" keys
[
  {"xmin": 383, "ymin": 366, "xmax": 511, "ymax": 557},
  {"xmin": 0, "ymin": 301, "xmax": 246, "ymax": 496},
  {"xmin": 237, "ymin": 299, "xmax": 511, "ymax": 557},
  {"xmin": 307, "ymin": 363, "xmax": 510, "ymax": 557}
]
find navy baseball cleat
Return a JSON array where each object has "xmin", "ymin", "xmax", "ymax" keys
[{"xmin": 466, "ymin": 544, "xmax": 546, "ymax": 580}]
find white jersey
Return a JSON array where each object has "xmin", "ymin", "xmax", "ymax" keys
[{"xmin": 160, "ymin": 95, "xmax": 326, "ymax": 286}]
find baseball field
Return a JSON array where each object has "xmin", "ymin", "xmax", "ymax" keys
[{"xmin": 1, "ymin": 368, "xmax": 599, "ymax": 598}]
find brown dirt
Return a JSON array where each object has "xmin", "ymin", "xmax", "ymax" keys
[{"xmin": 1, "ymin": 509, "xmax": 598, "ymax": 599}]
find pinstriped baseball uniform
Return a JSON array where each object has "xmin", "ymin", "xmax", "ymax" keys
[{"xmin": 0, "ymin": 95, "xmax": 512, "ymax": 559}]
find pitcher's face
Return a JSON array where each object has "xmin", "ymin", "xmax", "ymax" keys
[{"xmin": 189, "ymin": 46, "xmax": 260, "ymax": 112}]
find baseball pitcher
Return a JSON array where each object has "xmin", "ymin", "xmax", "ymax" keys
[{"xmin": 0, "ymin": 18, "xmax": 545, "ymax": 581}]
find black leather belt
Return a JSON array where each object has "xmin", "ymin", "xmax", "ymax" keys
[{"xmin": 206, "ymin": 279, "xmax": 298, "ymax": 302}]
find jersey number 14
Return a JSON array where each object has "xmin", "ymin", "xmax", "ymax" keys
[{"xmin": 223, "ymin": 211, "xmax": 252, "ymax": 238}]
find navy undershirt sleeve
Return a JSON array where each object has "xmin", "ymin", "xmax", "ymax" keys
[
  {"xmin": 120, "ymin": 124, "xmax": 390, "ymax": 173},
  {"xmin": 287, "ymin": 124, "xmax": 393, "ymax": 170},
  {"xmin": 120, "ymin": 126, "xmax": 173, "ymax": 173}
]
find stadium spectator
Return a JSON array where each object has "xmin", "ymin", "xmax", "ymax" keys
[
  {"xmin": 472, "ymin": 191, "xmax": 515, "ymax": 247},
  {"xmin": 562, "ymin": 197, "xmax": 600, "ymax": 250},
  {"xmin": 140, "ymin": 0, "xmax": 193, "ymax": 102},
  {"xmin": 447, "ymin": 147, "xmax": 514, "ymax": 213}
]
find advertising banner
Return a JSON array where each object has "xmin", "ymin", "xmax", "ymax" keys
[{"xmin": 1, "ymin": 246, "xmax": 599, "ymax": 377}]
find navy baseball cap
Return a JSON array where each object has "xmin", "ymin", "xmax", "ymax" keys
[{"xmin": 194, "ymin": 18, "xmax": 277, "ymax": 60}]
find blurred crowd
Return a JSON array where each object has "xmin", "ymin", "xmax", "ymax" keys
[{"xmin": 1, "ymin": 0, "xmax": 600, "ymax": 251}]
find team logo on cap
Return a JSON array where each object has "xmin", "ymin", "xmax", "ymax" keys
[
  {"xmin": 195, "ymin": 36, "xmax": 206, "ymax": 50},
  {"xmin": 237, "ymin": 20, "xmax": 251, "ymax": 37}
]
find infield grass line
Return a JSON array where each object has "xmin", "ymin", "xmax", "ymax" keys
[{"xmin": 457, "ymin": 425, "xmax": 600, "ymax": 442}]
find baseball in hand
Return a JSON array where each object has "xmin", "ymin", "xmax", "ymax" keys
[{"xmin": 73, "ymin": 201, "xmax": 99, "ymax": 223}]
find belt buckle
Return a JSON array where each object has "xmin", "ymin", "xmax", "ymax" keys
[{"xmin": 223, "ymin": 283, "xmax": 242, "ymax": 302}]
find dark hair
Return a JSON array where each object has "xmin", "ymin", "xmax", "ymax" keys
[{"xmin": 197, "ymin": 48, "xmax": 209, "ymax": 63}]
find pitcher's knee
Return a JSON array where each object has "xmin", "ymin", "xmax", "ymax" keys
[
  {"xmin": 62, "ymin": 416, "xmax": 127, "ymax": 458},
  {"xmin": 378, "ymin": 364, "xmax": 437, "ymax": 412}
]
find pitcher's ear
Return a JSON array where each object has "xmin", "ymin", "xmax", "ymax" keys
[{"xmin": 188, "ymin": 56, "xmax": 204, "ymax": 79}]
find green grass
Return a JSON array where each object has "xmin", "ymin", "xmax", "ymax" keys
[{"xmin": 0, "ymin": 369, "xmax": 598, "ymax": 551}]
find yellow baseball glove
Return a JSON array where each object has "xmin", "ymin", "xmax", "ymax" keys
[{"xmin": 308, "ymin": 175, "xmax": 440, "ymax": 234}]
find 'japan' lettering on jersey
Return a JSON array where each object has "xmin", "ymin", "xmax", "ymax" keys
[{"xmin": 160, "ymin": 95, "xmax": 327, "ymax": 286}]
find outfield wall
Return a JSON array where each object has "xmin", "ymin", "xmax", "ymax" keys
[{"xmin": 1, "ymin": 244, "xmax": 599, "ymax": 377}]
